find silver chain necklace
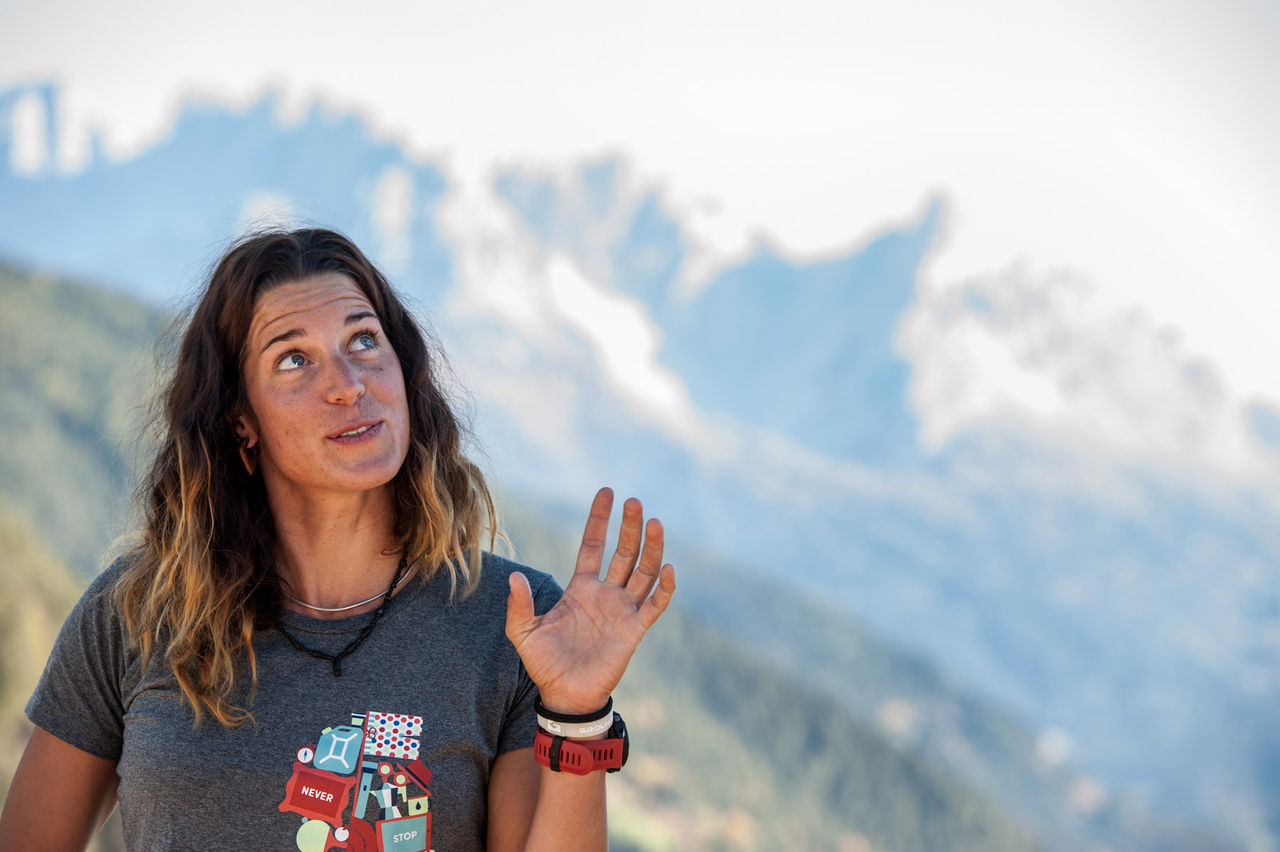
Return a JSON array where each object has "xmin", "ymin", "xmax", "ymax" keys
[
  {"xmin": 276, "ymin": 557, "xmax": 408, "ymax": 677},
  {"xmin": 281, "ymin": 562, "xmax": 413, "ymax": 613}
]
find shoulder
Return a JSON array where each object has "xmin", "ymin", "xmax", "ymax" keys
[
  {"xmin": 395, "ymin": 552, "xmax": 563, "ymax": 626},
  {"xmin": 66, "ymin": 554, "xmax": 135, "ymax": 625},
  {"xmin": 484, "ymin": 552, "xmax": 563, "ymax": 615},
  {"xmin": 49, "ymin": 553, "xmax": 151, "ymax": 667},
  {"xmin": 26, "ymin": 557, "xmax": 139, "ymax": 759},
  {"xmin": 457, "ymin": 552, "xmax": 563, "ymax": 616},
  {"xmin": 481, "ymin": 552, "xmax": 560, "ymax": 596},
  {"xmin": 52, "ymin": 553, "xmax": 143, "ymax": 661}
]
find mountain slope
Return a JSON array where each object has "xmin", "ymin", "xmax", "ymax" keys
[
  {"xmin": 501, "ymin": 497, "xmax": 1238, "ymax": 852},
  {"xmin": 0, "ymin": 259, "xmax": 167, "ymax": 574},
  {"xmin": 499, "ymin": 502, "xmax": 1039, "ymax": 851}
]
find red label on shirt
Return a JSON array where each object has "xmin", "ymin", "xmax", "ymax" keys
[{"xmin": 278, "ymin": 762, "xmax": 356, "ymax": 823}]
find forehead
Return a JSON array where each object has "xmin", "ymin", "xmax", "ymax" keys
[{"xmin": 248, "ymin": 272, "xmax": 377, "ymax": 341}]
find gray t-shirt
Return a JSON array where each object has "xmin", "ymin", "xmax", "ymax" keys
[{"xmin": 26, "ymin": 552, "xmax": 562, "ymax": 852}]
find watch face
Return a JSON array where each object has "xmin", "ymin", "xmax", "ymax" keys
[{"xmin": 609, "ymin": 712, "xmax": 629, "ymax": 772}]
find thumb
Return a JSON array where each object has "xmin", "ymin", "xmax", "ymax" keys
[{"xmin": 505, "ymin": 571, "xmax": 536, "ymax": 642}]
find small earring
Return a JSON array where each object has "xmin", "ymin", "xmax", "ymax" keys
[{"xmin": 239, "ymin": 438, "xmax": 258, "ymax": 476}]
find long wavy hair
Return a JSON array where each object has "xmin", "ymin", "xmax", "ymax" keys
[{"xmin": 113, "ymin": 228, "xmax": 497, "ymax": 727}]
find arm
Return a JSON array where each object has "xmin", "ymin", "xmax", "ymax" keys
[
  {"xmin": 0, "ymin": 726, "xmax": 118, "ymax": 852},
  {"xmin": 487, "ymin": 747, "xmax": 606, "ymax": 852},
  {"xmin": 500, "ymin": 487, "xmax": 676, "ymax": 852}
]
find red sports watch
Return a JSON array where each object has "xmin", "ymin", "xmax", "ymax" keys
[{"xmin": 533, "ymin": 701, "xmax": 630, "ymax": 775}]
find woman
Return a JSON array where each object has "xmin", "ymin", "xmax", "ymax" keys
[{"xmin": 0, "ymin": 228, "xmax": 675, "ymax": 851}]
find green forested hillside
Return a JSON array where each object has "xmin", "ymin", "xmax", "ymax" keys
[
  {"xmin": 496, "ymin": 505, "xmax": 1038, "ymax": 851},
  {"xmin": 501, "ymin": 501, "xmax": 1236, "ymax": 851},
  {"xmin": 0, "ymin": 259, "xmax": 168, "ymax": 575}
]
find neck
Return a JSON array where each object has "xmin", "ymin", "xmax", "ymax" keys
[{"xmin": 268, "ymin": 485, "xmax": 403, "ymax": 620}]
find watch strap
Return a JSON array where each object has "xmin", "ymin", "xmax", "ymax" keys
[
  {"xmin": 533, "ymin": 730, "xmax": 626, "ymax": 775},
  {"xmin": 535, "ymin": 696, "xmax": 615, "ymax": 738}
]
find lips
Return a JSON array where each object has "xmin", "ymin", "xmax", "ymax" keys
[{"xmin": 327, "ymin": 420, "xmax": 383, "ymax": 442}]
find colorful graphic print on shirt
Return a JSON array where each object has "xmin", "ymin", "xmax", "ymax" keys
[{"xmin": 278, "ymin": 710, "xmax": 434, "ymax": 852}]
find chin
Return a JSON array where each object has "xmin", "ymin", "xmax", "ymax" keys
[
  {"xmin": 341, "ymin": 462, "xmax": 405, "ymax": 493},
  {"xmin": 265, "ymin": 459, "xmax": 406, "ymax": 499}
]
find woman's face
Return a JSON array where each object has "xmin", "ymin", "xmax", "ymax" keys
[{"xmin": 238, "ymin": 272, "xmax": 411, "ymax": 504}]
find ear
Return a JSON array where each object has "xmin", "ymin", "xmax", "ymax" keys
[{"xmin": 234, "ymin": 414, "xmax": 259, "ymax": 448}]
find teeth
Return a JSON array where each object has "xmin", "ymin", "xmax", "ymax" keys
[{"xmin": 339, "ymin": 425, "xmax": 371, "ymax": 437}]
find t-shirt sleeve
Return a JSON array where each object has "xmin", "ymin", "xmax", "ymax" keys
[
  {"xmin": 496, "ymin": 570, "xmax": 564, "ymax": 756},
  {"xmin": 25, "ymin": 562, "xmax": 132, "ymax": 761}
]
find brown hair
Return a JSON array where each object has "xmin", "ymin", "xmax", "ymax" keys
[{"xmin": 113, "ymin": 228, "xmax": 496, "ymax": 726}]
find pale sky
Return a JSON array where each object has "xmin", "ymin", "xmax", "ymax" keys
[{"xmin": 2, "ymin": 0, "xmax": 1277, "ymax": 411}]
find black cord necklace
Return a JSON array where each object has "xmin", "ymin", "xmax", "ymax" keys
[{"xmin": 275, "ymin": 557, "xmax": 406, "ymax": 677}]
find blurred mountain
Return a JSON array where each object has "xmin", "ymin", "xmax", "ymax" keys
[
  {"xmin": 481, "ymin": 159, "xmax": 1280, "ymax": 846},
  {"xmin": 472, "ymin": 163, "xmax": 1280, "ymax": 844},
  {"xmin": 0, "ymin": 83, "xmax": 452, "ymax": 305},
  {"xmin": 2, "ymin": 80, "xmax": 1276, "ymax": 847}
]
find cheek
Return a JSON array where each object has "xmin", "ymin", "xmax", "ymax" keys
[
  {"xmin": 248, "ymin": 386, "xmax": 311, "ymax": 447},
  {"xmin": 378, "ymin": 364, "xmax": 410, "ymax": 418},
  {"xmin": 268, "ymin": 400, "xmax": 311, "ymax": 437}
]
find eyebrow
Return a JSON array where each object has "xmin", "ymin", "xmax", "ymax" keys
[{"xmin": 259, "ymin": 311, "xmax": 379, "ymax": 354}]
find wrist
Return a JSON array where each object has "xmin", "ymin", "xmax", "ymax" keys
[{"xmin": 534, "ymin": 694, "xmax": 612, "ymax": 717}]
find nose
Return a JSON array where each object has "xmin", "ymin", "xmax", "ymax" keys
[{"xmin": 326, "ymin": 358, "xmax": 366, "ymax": 405}]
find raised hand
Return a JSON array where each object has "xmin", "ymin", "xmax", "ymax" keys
[{"xmin": 505, "ymin": 487, "xmax": 677, "ymax": 714}]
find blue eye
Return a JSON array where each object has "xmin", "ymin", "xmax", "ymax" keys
[
  {"xmin": 277, "ymin": 352, "xmax": 308, "ymax": 371},
  {"xmin": 351, "ymin": 331, "xmax": 379, "ymax": 352}
]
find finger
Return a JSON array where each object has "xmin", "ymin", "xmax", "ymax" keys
[
  {"xmin": 504, "ymin": 571, "xmax": 536, "ymax": 643},
  {"xmin": 638, "ymin": 564, "xmax": 676, "ymax": 631},
  {"xmin": 604, "ymin": 497, "xmax": 644, "ymax": 585},
  {"xmin": 625, "ymin": 517, "xmax": 664, "ymax": 600},
  {"xmin": 574, "ymin": 487, "xmax": 615, "ymax": 579}
]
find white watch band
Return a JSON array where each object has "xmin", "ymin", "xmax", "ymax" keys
[{"xmin": 535, "ymin": 697, "xmax": 614, "ymax": 739}]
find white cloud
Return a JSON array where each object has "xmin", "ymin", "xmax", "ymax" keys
[
  {"xmin": 462, "ymin": 328, "xmax": 587, "ymax": 466},
  {"xmin": 7, "ymin": 89, "xmax": 47, "ymax": 175},
  {"xmin": 496, "ymin": 159, "xmax": 646, "ymax": 287},
  {"xmin": 435, "ymin": 169, "xmax": 555, "ymax": 337},
  {"xmin": 1035, "ymin": 726, "xmax": 1074, "ymax": 770},
  {"xmin": 898, "ymin": 263, "xmax": 1273, "ymax": 478},
  {"xmin": 661, "ymin": 189, "xmax": 759, "ymax": 303},
  {"xmin": 544, "ymin": 250, "xmax": 691, "ymax": 425},
  {"xmin": 370, "ymin": 164, "xmax": 414, "ymax": 274},
  {"xmin": 236, "ymin": 190, "xmax": 296, "ymax": 233}
]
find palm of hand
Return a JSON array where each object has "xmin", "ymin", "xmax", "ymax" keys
[{"xmin": 505, "ymin": 488, "xmax": 676, "ymax": 715}]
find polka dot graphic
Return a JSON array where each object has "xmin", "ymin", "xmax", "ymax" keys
[
  {"xmin": 363, "ymin": 711, "xmax": 423, "ymax": 758},
  {"xmin": 367, "ymin": 711, "xmax": 423, "ymax": 736}
]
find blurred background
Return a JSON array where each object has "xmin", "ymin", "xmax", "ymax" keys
[{"xmin": 1, "ymin": 1, "xmax": 1278, "ymax": 849}]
